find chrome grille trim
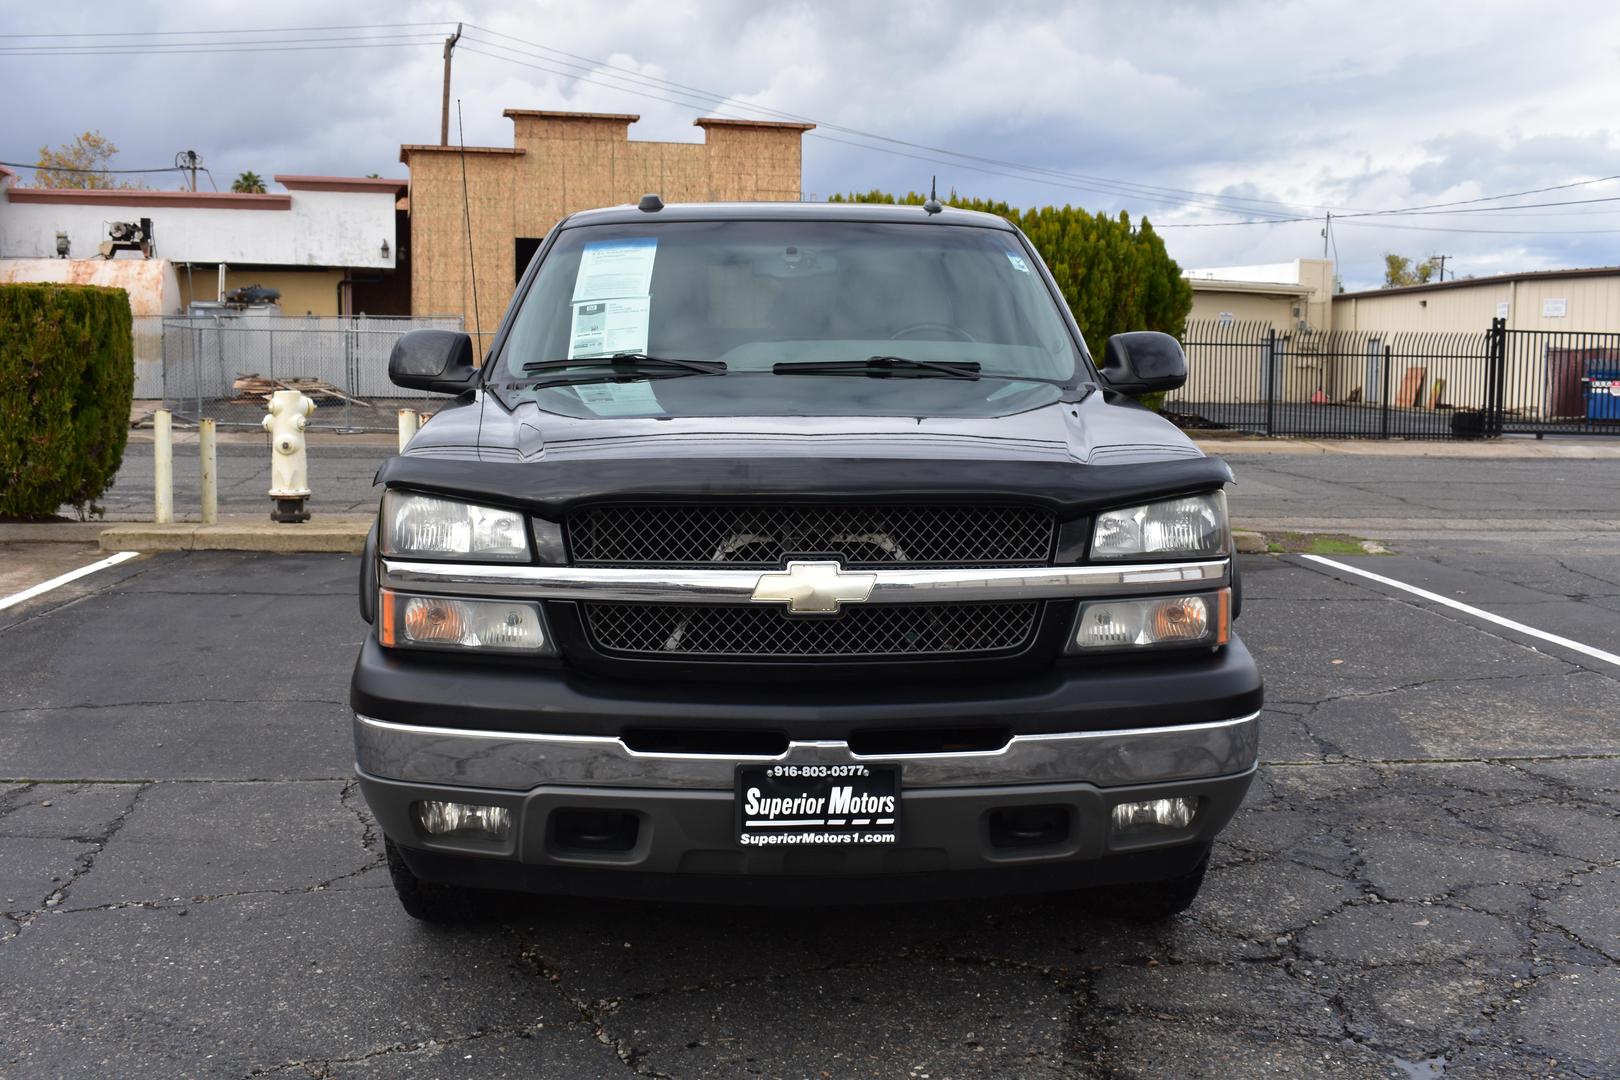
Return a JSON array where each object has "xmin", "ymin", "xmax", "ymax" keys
[{"xmin": 381, "ymin": 557, "xmax": 1229, "ymax": 604}]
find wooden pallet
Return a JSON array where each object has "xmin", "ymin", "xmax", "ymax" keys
[{"xmin": 229, "ymin": 375, "xmax": 369, "ymax": 407}]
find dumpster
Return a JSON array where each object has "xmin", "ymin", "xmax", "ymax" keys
[{"xmin": 1585, "ymin": 370, "xmax": 1620, "ymax": 421}]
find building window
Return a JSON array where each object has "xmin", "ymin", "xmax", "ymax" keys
[{"xmin": 516, "ymin": 238, "xmax": 543, "ymax": 284}]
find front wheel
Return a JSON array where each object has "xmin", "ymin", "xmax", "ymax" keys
[
  {"xmin": 1077, "ymin": 850, "xmax": 1209, "ymax": 921},
  {"xmin": 385, "ymin": 838, "xmax": 504, "ymax": 924}
]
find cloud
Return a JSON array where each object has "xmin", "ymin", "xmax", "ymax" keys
[{"xmin": 6, "ymin": 0, "xmax": 1620, "ymax": 289}]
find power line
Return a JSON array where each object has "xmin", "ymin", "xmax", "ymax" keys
[
  {"xmin": 0, "ymin": 159, "xmax": 188, "ymax": 174},
  {"xmin": 0, "ymin": 21, "xmax": 453, "ymax": 38},
  {"xmin": 459, "ymin": 23, "xmax": 1620, "ymax": 227},
  {"xmin": 455, "ymin": 29, "xmax": 1620, "ymax": 232},
  {"xmin": 1157, "ymin": 189, "xmax": 1620, "ymax": 229},
  {"xmin": 454, "ymin": 41, "xmax": 1304, "ymax": 220},
  {"xmin": 459, "ymin": 28, "xmax": 1309, "ymax": 220},
  {"xmin": 1336, "ymin": 219, "xmax": 1620, "ymax": 235},
  {"xmin": 0, "ymin": 42, "xmax": 440, "ymax": 58},
  {"xmin": 0, "ymin": 31, "xmax": 440, "ymax": 52},
  {"xmin": 7, "ymin": 19, "xmax": 1620, "ymax": 237}
]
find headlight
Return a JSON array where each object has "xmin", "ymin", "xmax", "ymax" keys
[
  {"xmin": 382, "ymin": 491, "xmax": 529, "ymax": 561},
  {"xmin": 1067, "ymin": 590, "xmax": 1230, "ymax": 653},
  {"xmin": 1091, "ymin": 491, "xmax": 1228, "ymax": 559},
  {"xmin": 378, "ymin": 590, "xmax": 555, "ymax": 654}
]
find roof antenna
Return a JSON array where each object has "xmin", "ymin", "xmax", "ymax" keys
[{"xmin": 923, "ymin": 176, "xmax": 942, "ymax": 215}]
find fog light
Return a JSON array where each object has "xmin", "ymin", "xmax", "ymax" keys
[
  {"xmin": 1111, "ymin": 797, "xmax": 1197, "ymax": 833},
  {"xmin": 414, "ymin": 800, "xmax": 512, "ymax": 840}
]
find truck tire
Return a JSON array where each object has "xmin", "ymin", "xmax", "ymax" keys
[
  {"xmin": 1078, "ymin": 848, "xmax": 1209, "ymax": 921},
  {"xmin": 384, "ymin": 838, "xmax": 502, "ymax": 924}
]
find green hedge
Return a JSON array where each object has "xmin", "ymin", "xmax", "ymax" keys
[
  {"xmin": 0, "ymin": 283, "xmax": 133, "ymax": 518},
  {"xmin": 829, "ymin": 191, "xmax": 1194, "ymax": 409}
]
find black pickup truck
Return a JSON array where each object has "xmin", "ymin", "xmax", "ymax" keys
[{"xmin": 352, "ymin": 199, "xmax": 1261, "ymax": 922}]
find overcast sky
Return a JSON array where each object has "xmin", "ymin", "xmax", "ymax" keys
[{"xmin": 6, "ymin": 0, "xmax": 1620, "ymax": 289}]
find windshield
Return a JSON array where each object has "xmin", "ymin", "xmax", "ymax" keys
[{"xmin": 498, "ymin": 220, "xmax": 1087, "ymax": 384}]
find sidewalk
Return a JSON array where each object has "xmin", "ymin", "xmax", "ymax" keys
[
  {"xmin": 7, "ymin": 426, "xmax": 1614, "ymax": 554},
  {"xmin": 1193, "ymin": 434, "xmax": 1620, "ymax": 458}
]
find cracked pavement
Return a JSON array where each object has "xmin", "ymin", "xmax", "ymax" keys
[{"xmin": 3, "ymin": 488, "xmax": 1619, "ymax": 1076}]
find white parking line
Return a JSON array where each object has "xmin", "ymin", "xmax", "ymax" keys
[
  {"xmin": 1300, "ymin": 553, "xmax": 1620, "ymax": 670},
  {"xmin": 0, "ymin": 551, "xmax": 140, "ymax": 613}
]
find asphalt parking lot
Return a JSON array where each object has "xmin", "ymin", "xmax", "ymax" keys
[{"xmin": 3, "ymin": 468, "xmax": 1619, "ymax": 1078}]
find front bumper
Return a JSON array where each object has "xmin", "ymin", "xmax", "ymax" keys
[
  {"xmin": 354, "ymin": 711, "xmax": 1259, "ymax": 791},
  {"xmin": 354, "ymin": 706, "xmax": 1259, "ymax": 900},
  {"xmin": 362, "ymin": 768, "xmax": 1253, "ymax": 902}
]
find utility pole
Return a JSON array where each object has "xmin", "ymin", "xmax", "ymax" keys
[
  {"xmin": 1322, "ymin": 212, "xmax": 1331, "ymax": 259},
  {"xmin": 177, "ymin": 149, "xmax": 199, "ymax": 192},
  {"xmin": 1432, "ymin": 254, "xmax": 1449, "ymax": 282},
  {"xmin": 440, "ymin": 23, "xmax": 463, "ymax": 146}
]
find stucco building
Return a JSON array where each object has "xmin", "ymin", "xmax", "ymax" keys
[
  {"xmin": 0, "ymin": 173, "xmax": 405, "ymax": 315},
  {"xmin": 0, "ymin": 169, "xmax": 408, "ymax": 395},
  {"xmin": 400, "ymin": 109, "xmax": 814, "ymax": 348}
]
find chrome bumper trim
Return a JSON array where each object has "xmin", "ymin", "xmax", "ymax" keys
[
  {"xmin": 352, "ymin": 711, "xmax": 1260, "ymax": 792},
  {"xmin": 380, "ymin": 557, "xmax": 1229, "ymax": 605}
]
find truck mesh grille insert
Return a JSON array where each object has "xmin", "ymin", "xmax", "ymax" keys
[
  {"xmin": 583, "ymin": 602, "xmax": 1042, "ymax": 659},
  {"xmin": 567, "ymin": 504, "xmax": 1055, "ymax": 567}
]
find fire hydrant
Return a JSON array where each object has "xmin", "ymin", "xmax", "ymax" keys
[{"xmin": 262, "ymin": 388, "xmax": 315, "ymax": 522}]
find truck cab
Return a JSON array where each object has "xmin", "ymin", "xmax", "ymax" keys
[{"xmin": 352, "ymin": 200, "xmax": 1261, "ymax": 921}]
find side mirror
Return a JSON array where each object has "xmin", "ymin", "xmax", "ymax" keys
[
  {"xmin": 1099, "ymin": 331, "xmax": 1188, "ymax": 394},
  {"xmin": 388, "ymin": 329, "xmax": 479, "ymax": 394}
]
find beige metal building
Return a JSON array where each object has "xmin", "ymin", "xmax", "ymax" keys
[
  {"xmin": 1178, "ymin": 262, "xmax": 1620, "ymax": 413},
  {"xmin": 1333, "ymin": 267, "xmax": 1620, "ymax": 333},
  {"xmin": 401, "ymin": 109, "xmax": 814, "ymax": 347}
]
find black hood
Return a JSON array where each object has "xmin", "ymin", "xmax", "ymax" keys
[{"xmin": 376, "ymin": 390, "xmax": 1230, "ymax": 521}]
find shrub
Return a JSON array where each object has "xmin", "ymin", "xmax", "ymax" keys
[
  {"xmin": 0, "ymin": 283, "xmax": 133, "ymax": 518},
  {"xmin": 829, "ymin": 192, "xmax": 1194, "ymax": 408}
]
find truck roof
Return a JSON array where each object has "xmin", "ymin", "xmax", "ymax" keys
[{"xmin": 561, "ymin": 200, "xmax": 1017, "ymax": 231}]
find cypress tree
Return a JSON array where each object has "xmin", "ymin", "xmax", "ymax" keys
[{"xmin": 829, "ymin": 191, "xmax": 1194, "ymax": 351}]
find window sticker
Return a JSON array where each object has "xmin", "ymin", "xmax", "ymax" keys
[
  {"xmin": 572, "ymin": 238, "xmax": 658, "ymax": 302},
  {"xmin": 572, "ymin": 380, "xmax": 664, "ymax": 417},
  {"xmin": 1005, "ymin": 252, "xmax": 1031, "ymax": 274},
  {"xmin": 568, "ymin": 297, "xmax": 651, "ymax": 359}
]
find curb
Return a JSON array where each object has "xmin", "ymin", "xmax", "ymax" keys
[
  {"xmin": 8, "ymin": 520, "xmax": 1352, "ymax": 558},
  {"xmin": 97, "ymin": 516, "xmax": 371, "ymax": 554},
  {"xmin": 1232, "ymin": 530, "xmax": 1267, "ymax": 554},
  {"xmin": 0, "ymin": 523, "xmax": 110, "ymax": 544}
]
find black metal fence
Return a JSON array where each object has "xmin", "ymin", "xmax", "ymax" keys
[{"xmin": 1170, "ymin": 318, "xmax": 1620, "ymax": 439}]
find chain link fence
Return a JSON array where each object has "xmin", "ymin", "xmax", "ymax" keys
[{"xmin": 153, "ymin": 314, "xmax": 465, "ymax": 431}]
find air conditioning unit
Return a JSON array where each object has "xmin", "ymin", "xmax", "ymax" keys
[{"xmin": 99, "ymin": 218, "xmax": 154, "ymax": 259}]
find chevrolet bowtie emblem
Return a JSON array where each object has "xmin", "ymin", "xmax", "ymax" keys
[{"xmin": 750, "ymin": 560, "xmax": 878, "ymax": 614}]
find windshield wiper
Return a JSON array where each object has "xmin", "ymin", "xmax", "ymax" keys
[
  {"xmin": 771, "ymin": 356, "xmax": 981, "ymax": 380},
  {"xmin": 521, "ymin": 353, "xmax": 726, "ymax": 377}
]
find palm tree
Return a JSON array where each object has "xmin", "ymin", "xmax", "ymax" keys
[{"xmin": 231, "ymin": 171, "xmax": 266, "ymax": 194}]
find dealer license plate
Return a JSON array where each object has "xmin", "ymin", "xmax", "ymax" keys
[{"xmin": 736, "ymin": 763, "xmax": 900, "ymax": 847}]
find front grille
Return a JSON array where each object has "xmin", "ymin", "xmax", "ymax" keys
[
  {"xmin": 567, "ymin": 504, "xmax": 1055, "ymax": 568},
  {"xmin": 583, "ymin": 602, "xmax": 1042, "ymax": 660}
]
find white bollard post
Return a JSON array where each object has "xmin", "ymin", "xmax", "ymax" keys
[
  {"xmin": 153, "ymin": 409, "xmax": 174, "ymax": 524},
  {"xmin": 397, "ymin": 408, "xmax": 419, "ymax": 453},
  {"xmin": 199, "ymin": 419, "xmax": 218, "ymax": 524}
]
